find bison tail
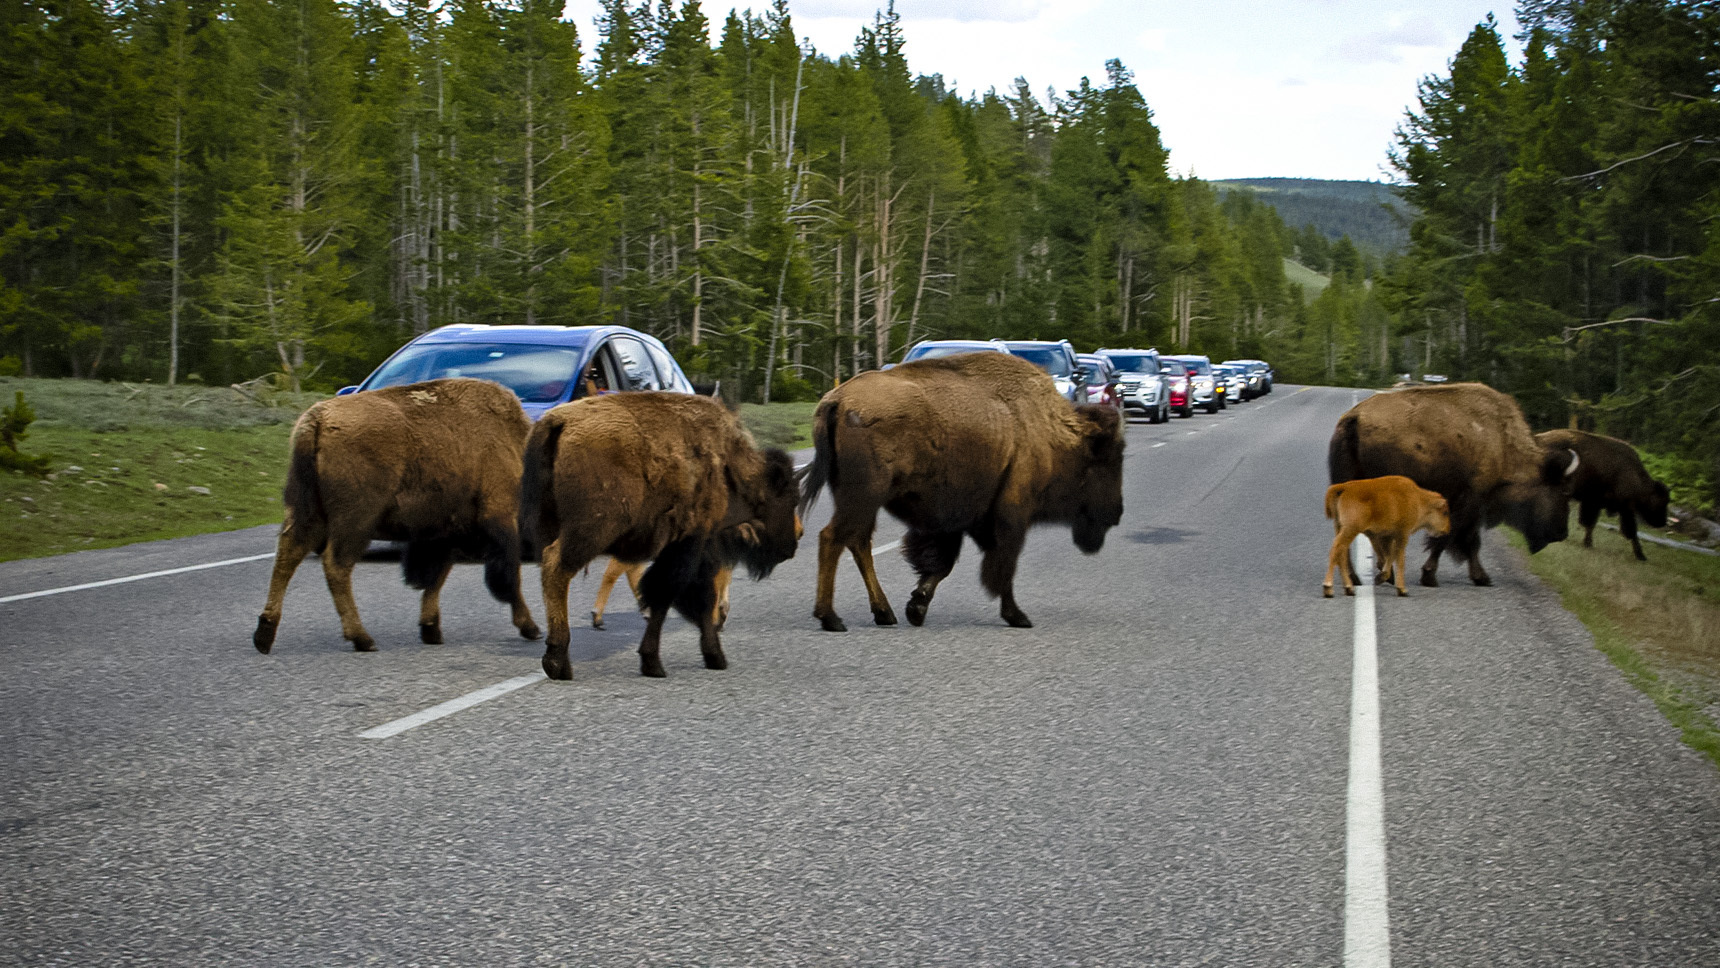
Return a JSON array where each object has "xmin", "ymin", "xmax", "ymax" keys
[
  {"xmin": 482, "ymin": 529, "xmax": 521, "ymax": 605},
  {"xmin": 518, "ymin": 413, "xmax": 564, "ymax": 558},
  {"xmin": 282, "ymin": 407, "xmax": 325, "ymax": 548},
  {"xmin": 1324, "ymin": 483, "xmax": 1343, "ymax": 521},
  {"xmin": 1327, "ymin": 412, "xmax": 1361, "ymax": 485},
  {"xmin": 797, "ymin": 398, "xmax": 839, "ymax": 517}
]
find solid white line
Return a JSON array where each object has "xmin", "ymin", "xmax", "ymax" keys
[
  {"xmin": 1345, "ymin": 538, "xmax": 1392, "ymax": 967},
  {"xmin": 359, "ymin": 672, "xmax": 547, "ymax": 739},
  {"xmin": 0, "ymin": 552, "xmax": 277, "ymax": 605}
]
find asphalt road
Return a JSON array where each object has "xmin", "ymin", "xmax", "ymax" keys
[{"xmin": 3, "ymin": 385, "xmax": 1717, "ymax": 966}]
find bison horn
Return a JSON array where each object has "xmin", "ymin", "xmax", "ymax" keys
[{"xmin": 1565, "ymin": 449, "xmax": 1580, "ymax": 477}]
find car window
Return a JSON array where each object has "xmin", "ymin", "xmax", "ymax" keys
[
  {"xmin": 1102, "ymin": 353, "xmax": 1158, "ymax": 373},
  {"xmin": 365, "ymin": 342, "xmax": 580, "ymax": 404},
  {"xmin": 1080, "ymin": 362, "xmax": 1111, "ymax": 386},
  {"xmin": 645, "ymin": 342, "xmax": 692, "ymax": 393},
  {"xmin": 907, "ymin": 344, "xmax": 986, "ymax": 361},
  {"xmin": 1007, "ymin": 347, "xmax": 1073, "ymax": 377},
  {"xmin": 608, "ymin": 337, "xmax": 662, "ymax": 392}
]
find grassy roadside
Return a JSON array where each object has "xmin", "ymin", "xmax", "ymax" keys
[
  {"xmin": 2, "ymin": 379, "xmax": 824, "ymax": 563},
  {"xmin": 1510, "ymin": 516, "xmax": 1720, "ymax": 770}
]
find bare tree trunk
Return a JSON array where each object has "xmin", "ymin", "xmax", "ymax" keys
[
  {"xmin": 168, "ymin": 113, "xmax": 182, "ymax": 385},
  {"xmin": 906, "ymin": 190, "xmax": 935, "ymax": 347}
]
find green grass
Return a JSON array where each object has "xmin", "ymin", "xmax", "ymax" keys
[
  {"xmin": 0, "ymin": 376, "xmax": 316, "ymax": 562},
  {"xmin": 737, "ymin": 401, "xmax": 819, "ymax": 450},
  {"xmin": 1510, "ymin": 515, "xmax": 1720, "ymax": 770},
  {"xmin": 1283, "ymin": 258, "xmax": 1330, "ymax": 302}
]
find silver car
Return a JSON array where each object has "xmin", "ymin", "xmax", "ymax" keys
[{"xmin": 1095, "ymin": 348, "xmax": 1171, "ymax": 423}]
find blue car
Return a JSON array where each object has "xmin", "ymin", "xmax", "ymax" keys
[{"xmin": 343, "ymin": 324, "xmax": 697, "ymax": 419}]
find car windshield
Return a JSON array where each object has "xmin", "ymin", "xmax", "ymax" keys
[
  {"xmin": 1007, "ymin": 347, "xmax": 1073, "ymax": 377},
  {"xmin": 1079, "ymin": 362, "xmax": 1110, "ymax": 386},
  {"xmin": 1103, "ymin": 353, "xmax": 1158, "ymax": 373},
  {"xmin": 906, "ymin": 344, "xmax": 986, "ymax": 361},
  {"xmin": 1174, "ymin": 359, "xmax": 1212, "ymax": 376},
  {"xmin": 366, "ymin": 342, "xmax": 583, "ymax": 403}
]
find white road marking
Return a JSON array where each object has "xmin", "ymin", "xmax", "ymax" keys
[
  {"xmin": 0, "ymin": 552, "xmax": 276, "ymax": 605},
  {"xmin": 1345, "ymin": 538, "xmax": 1392, "ymax": 967},
  {"xmin": 1152, "ymin": 442, "xmax": 1167, "ymax": 448},
  {"xmin": 871, "ymin": 539, "xmax": 901, "ymax": 556},
  {"xmin": 359, "ymin": 673, "xmax": 547, "ymax": 739}
]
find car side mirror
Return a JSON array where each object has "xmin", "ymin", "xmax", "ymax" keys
[{"xmin": 1074, "ymin": 366, "xmax": 1090, "ymax": 383}]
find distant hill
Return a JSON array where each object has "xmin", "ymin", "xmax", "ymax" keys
[{"xmin": 1215, "ymin": 178, "xmax": 1414, "ymax": 258}]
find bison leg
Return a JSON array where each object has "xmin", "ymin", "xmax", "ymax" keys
[
  {"xmin": 813, "ymin": 524, "xmax": 849, "ymax": 632},
  {"xmin": 1420, "ymin": 535, "xmax": 1447, "ymax": 587},
  {"xmin": 539, "ymin": 538, "xmax": 578, "ymax": 681},
  {"xmin": 672, "ymin": 556, "xmax": 726, "ymax": 671},
  {"xmin": 850, "ymin": 539, "xmax": 899, "ymax": 627},
  {"xmin": 1578, "ymin": 500, "xmax": 1601, "ymax": 549},
  {"xmin": 254, "ymin": 524, "xmax": 314, "ymax": 654},
  {"xmin": 637, "ymin": 603, "xmax": 671, "ymax": 679},
  {"xmin": 713, "ymin": 564, "xmax": 733, "ymax": 630},
  {"xmin": 591, "ymin": 557, "xmax": 641, "ymax": 629},
  {"xmin": 1619, "ymin": 507, "xmax": 1647, "ymax": 561},
  {"xmin": 636, "ymin": 538, "xmax": 705, "ymax": 678},
  {"xmin": 1393, "ymin": 533, "xmax": 1412, "ymax": 597},
  {"xmin": 978, "ymin": 522, "xmax": 1032, "ymax": 628},
  {"xmin": 416, "ymin": 555, "xmax": 457, "ymax": 644},
  {"xmin": 319, "ymin": 533, "xmax": 376, "ymax": 652},
  {"xmin": 1326, "ymin": 527, "xmax": 1363, "ymax": 597},
  {"xmin": 903, "ymin": 530, "xmax": 962, "ymax": 627}
]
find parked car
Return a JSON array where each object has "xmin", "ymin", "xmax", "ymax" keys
[
  {"xmin": 898, "ymin": 339, "xmax": 1012, "ymax": 366},
  {"xmin": 1213, "ymin": 363, "xmax": 1248, "ymax": 405},
  {"xmin": 1161, "ymin": 354, "xmax": 1219, "ymax": 413},
  {"xmin": 345, "ymin": 324, "xmax": 697, "ymax": 419},
  {"xmin": 991, "ymin": 338, "xmax": 1087, "ymax": 404},
  {"xmin": 1094, "ymin": 348, "xmax": 1171, "ymax": 423},
  {"xmin": 1225, "ymin": 359, "xmax": 1273, "ymax": 396},
  {"xmin": 1162, "ymin": 363, "xmax": 1192, "ymax": 418},
  {"xmin": 1077, "ymin": 354, "xmax": 1124, "ymax": 412}
]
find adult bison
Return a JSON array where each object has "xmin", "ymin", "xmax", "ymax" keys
[
  {"xmin": 520, "ymin": 393, "xmax": 800, "ymax": 680},
  {"xmin": 799, "ymin": 352, "xmax": 1125, "ymax": 632},
  {"xmin": 1535, "ymin": 429, "xmax": 1670, "ymax": 561},
  {"xmin": 253, "ymin": 378, "xmax": 540, "ymax": 653},
  {"xmin": 1328, "ymin": 382, "xmax": 1579, "ymax": 587}
]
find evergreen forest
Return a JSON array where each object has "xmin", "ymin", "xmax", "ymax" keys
[{"xmin": 1, "ymin": 0, "xmax": 1715, "ymax": 501}]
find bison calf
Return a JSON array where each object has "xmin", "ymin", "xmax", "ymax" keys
[
  {"xmin": 521, "ymin": 393, "xmax": 800, "ymax": 680},
  {"xmin": 1324, "ymin": 475, "xmax": 1451, "ymax": 598},
  {"xmin": 253, "ymin": 378, "xmax": 540, "ymax": 654},
  {"xmin": 1535, "ymin": 429, "xmax": 1670, "ymax": 561}
]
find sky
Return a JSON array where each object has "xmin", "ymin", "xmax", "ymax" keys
[{"xmin": 563, "ymin": 0, "xmax": 1525, "ymax": 183}]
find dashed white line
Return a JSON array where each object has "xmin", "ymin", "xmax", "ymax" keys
[
  {"xmin": 1152, "ymin": 442, "xmax": 1167, "ymax": 448},
  {"xmin": 0, "ymin": 552, "xmax": 276, "ymax": 605},
  {"xmin": 1345, "ymin": 538, "xmax": 1392, "ymax": 967},
  {"xmin": 359, "ymin": 673, "xmax": 546, "ymax": 739}
]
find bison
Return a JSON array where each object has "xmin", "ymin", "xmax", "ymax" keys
[
  {"xmin": 1323, "ymin": 475, "xmax": 1451, "ymax": 598},
  {"xmin": 589, "ymin": 557, "xmax": 734, "ymax": 630},
  {"xmin": 798, "ymin": 352, "xmax": 1125, "ymax": 632},
  {"xmin": 1535, "ymin": 429, "xmax": 1671, "ymax": 561},
  {"xmin": 253, "ymin": 378, "xmax": 541, "ymax": 654},
  {"xmin": 1328, "ymin": 382, "xmax": 1579, "ymax": 587},
  {"xmin": 520, "ymin": 392, "xmax": 800, "ymax": 680}
]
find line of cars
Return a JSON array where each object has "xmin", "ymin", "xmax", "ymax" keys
[{"xmin": 899, "ymin": 338, "xmax": 1274, "ymax": 421}]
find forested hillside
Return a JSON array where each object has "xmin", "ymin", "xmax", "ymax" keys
[
  {"xmin": 1213, "ymin": 178, "xmax": 1412, "ymax": 260},
  {"xmin": 0, "ymin": 0, "xmax": 1308, "ymax": 404}
]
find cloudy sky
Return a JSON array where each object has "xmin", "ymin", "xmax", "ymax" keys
[{"xmin": 563, "ymin": 0, "xmax": 1523, "ymax": 182}]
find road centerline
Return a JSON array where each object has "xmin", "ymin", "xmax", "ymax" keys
[
  {"xmin": 0, "ymin": 552, "xmax": 276, "ymax": 605},
  {"xmin": 358, "ymin": 673, "xmax": 547, "ymax": 739},
  {"xmin": 1345, "ymin": 537, "xmax": 1391, "ymax": 967}
]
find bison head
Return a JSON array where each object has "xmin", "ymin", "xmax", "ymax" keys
[
  {"xmin": 724, "ymin": 448, "xmax": 803, "ymax": 579},
  {"xmin": 1640, "ymin": 479, "xmax": 1672, "ymax": 529},
  {"xmin": 1501, "ymin": 447, "xmax": 1578, "ymax": 553},
  {"xmin": 1067, "ymin": 405, "xmax": 1126, "ymax": 554}
]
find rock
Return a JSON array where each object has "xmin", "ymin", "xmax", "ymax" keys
[
  {"xmin": 154, "ymin": 482, "xmax": 167, "ymax": 491},
  {"xmin": 187, "ymin": 486, "xmax": 211, "ymax": 496}
]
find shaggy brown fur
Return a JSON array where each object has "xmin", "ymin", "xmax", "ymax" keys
[
  {"xmin": 252, "ymin": 378, "xmax": 540, "ymax": 653},
  {"xmin": 1328, "ymin": 383, "xmax": 1577, "ymax": 588},
  {"xmin": 520, "ymin": 392, "xmax": 800, "ymax": 679},
  {"xmin": 1536, "ymin": 429, "xmax": 1670, "ymax": 561},
  {"xmin": 1323, "ymin": 475, "xmax": 1451, "ymax": 598},
  {"xmin": 799, "ymin": 352, "xmax": 1125, "ymax": 632}
]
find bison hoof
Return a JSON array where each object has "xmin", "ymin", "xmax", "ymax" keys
[
  {"xmin": 590, "ymin": 611, "xmax": 604, "ymax": 630},
  {"xmin": 519, "ymin": 621, "xmax": 541, "ymax": 640},
  {"xmin": 253, "ymin": 616, "xmax": 278, "ymax": 654},
  {"xmin": 419, "ymin": 623, "xmax": 443, "ymax": 645},
  {"xmin": 1420, "ymin": 570, "xmax": 1440, "ymax": 588},
  {"xmin": 872, "ymin": 607, "xmax": 898, "ymax": 627},
  {"xmin": 1002, "ymin": 608, "xmax": 1033, "ymax": 629},
  {"xmin": 704, "ymin": 653, "xmax": 728, "ymax": 671},
  {"xmin": 1396, "ymin": 587, "xmax": 1409, "ymax": 597},
  {"xmin": 640, "ymin": 654, "xmax": 667, "ymax": 678},
  {"xmin": 1471, "ymin": 574, "xmax": 1492, "ymax": 587},
  {"xmin": 906, "ymin": 591, "xmax": 931, "ymax": 626},
  {"xmin": 1343, "ymin": 587, "xmax": 1355, "ymax": 597},
  {"xmin": 818, "ymin": 614, "xmax": 847, "ymax": 633},
  {"xmin": 1322, "ymin": 586, "xmax": 1333, "ymax": 599},
  {"xmin": 543, "ymin": 655, "xmax": 572, "ymax": 681},
  {"xmin": 351, "ymin": 634, "xmax": 377, "ymax": 652}
]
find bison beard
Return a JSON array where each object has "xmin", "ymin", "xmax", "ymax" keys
[
  {"xmin": 799, "ymin": 352, "xmax": 1125, "ymax": 632},
  {"xmin": 522, "ymin": 393, "xmax": 801, "ymax": 680},
  {"xmin": 1328, "ymin": 383, "xmax": 1576, "ymax": 588}
]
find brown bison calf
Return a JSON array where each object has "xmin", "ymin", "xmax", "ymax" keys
[
  {"xmin": 1535, "ymin": 429, "xmax": 1670, "ymax": 561},
  {"xmin": 520, "ymin": 393, "xmax": 800, "ymax": 680},
  {"xmin": 589, "ymin": 557, "xmax": 734, "ymax": 630},
  {"xmin": 253, "ymin": 378, "xmax": 541, "ymax": 653},
  {"xmin": 1324, "ymin": 475, "xmax": 1451, "ymax": 598},
  {"xmin": 799, "ymin": 352, "xmax": 1125, "ymax": 632}
]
